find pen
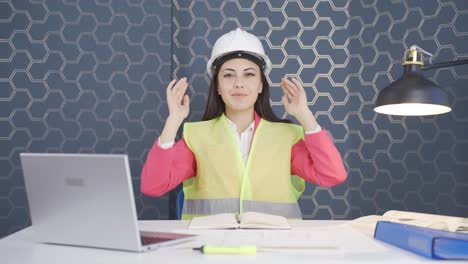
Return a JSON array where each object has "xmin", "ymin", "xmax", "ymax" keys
[{"xmin": 193, "ymin": 245, "xmax": 257, "ymax": 255}]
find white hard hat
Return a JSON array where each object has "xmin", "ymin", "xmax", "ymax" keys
[{"xmin": 206, "ymin": 28, "xmax": 272, "ymax": 76}]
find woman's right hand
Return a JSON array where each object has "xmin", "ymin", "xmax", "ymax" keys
[{"xmin": 166, "ymin": 77, "xmax": 190, "ymax": 123}]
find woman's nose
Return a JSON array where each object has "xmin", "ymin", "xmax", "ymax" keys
[{"xmin": 235, "ymin": 77, "xmax": 244, "ymax": 88}]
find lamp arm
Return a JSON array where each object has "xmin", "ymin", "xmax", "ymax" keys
[{"xmin": 422, "ymin": 59, "xmax": 468, "ymax": 71}]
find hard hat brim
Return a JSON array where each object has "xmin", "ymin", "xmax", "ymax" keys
[{"xmin": 207, "ymin": 51, "xmax": 271, "ymax": 77}]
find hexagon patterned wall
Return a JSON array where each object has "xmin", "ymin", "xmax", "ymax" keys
[
  {"xmin": 1, "ymin": 0, "xmax": 468, "ymax": 238},
  {"xmin": 0, "ymin": 0, "xmax": 173, "ymax": 238}
]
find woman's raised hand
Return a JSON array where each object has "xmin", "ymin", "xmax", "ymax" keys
[
  {"xmin": 281, "ymin": 77, "xmax": 319, "ymax": 131},
  {"xmin": 281, "ymin": 77, "xmax": 310, "ymax": 119},
  {"xmin": 166, "ymin": 77, "xmax": 190, "ymax": 123}
]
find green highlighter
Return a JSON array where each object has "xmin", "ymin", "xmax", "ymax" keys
[{"xmin": 193, "ymin": 245, "xmax": 257, "ymax": 255}]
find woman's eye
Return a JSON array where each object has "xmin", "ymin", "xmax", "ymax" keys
[
  {"xmin": 223, "ymin": 74, "xmax": 233, "ymax": 78},
  {"xmin": 246, "ymin": 73, "xmax": 255, "ymax": 77}
]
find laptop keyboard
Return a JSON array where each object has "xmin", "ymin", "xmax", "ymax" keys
[{"xmin": 141, "ymin": 235, "xmax": 173, "ymax": 246}]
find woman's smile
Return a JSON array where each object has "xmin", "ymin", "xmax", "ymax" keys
[{"xmin": 231, "ymin": 92, "xmax": 248, "ymax": 97}]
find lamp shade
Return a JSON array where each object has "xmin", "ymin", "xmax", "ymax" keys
[{"xmin": 374, "ymin": 65, "xmax": 451, "ymax": 116}]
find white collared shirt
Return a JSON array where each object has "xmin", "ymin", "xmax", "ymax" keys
[
  {"xmin": 225, "ymin": 118, "xmax": 255, "ymax": 164},
  {"xmin": 158, "ymin": 118, "xmax": 321, "ymax": 165}
]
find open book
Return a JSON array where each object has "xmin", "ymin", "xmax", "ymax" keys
[
  {"xmin": 188, "ymin": 212, "xmax": 291, "ymax": 230},
  {"xmin": 349, "ymin": 210, "xmax": 468, "ymax": 235}
]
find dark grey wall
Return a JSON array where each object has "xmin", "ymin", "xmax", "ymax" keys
[
  {"xmin": 1, "ymin": 0, "xmax": 468, "ymax": 238},
  {"xmin": 0, "ymin": 0, "xmax": 172, "ymax": 237}
]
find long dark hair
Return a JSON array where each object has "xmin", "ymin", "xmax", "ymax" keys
[{"xmin": 202, "ymin": 66, "xmax": 292, "ymax": 123}]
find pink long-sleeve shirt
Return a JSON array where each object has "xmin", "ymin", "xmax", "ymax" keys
[{"xmin": 141, "ymin": 115, "xmax": 347, "ymax": 197}]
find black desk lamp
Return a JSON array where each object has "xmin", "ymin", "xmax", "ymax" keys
[{"xmin": 374, "ymin": 45, "xmax": 468, "ymax": 116}]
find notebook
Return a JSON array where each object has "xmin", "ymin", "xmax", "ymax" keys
[
  {"xmin": 188, "ymin": 212, "xmax": 291, "ymax": 229},
  {"xmin": 374, "ymin": 221, "xmax": 468, "ymax": 260},
  {"xmin": 20, "ymin": 153, "xmax": 197, "ymax": 252}
]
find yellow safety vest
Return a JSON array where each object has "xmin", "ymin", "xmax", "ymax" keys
[{"xmin": 181, "ymin": 114, "xmax": 305, "ymax": 220}]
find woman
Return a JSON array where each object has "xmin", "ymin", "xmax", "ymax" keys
[{"xmin": 141, "ymin": 28, "xmax": 347, "ymax": 219}]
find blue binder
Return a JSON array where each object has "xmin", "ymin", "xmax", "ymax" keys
[{"xmin": 374, "ymin": 221, "xmax": 468, "ymax": 260}]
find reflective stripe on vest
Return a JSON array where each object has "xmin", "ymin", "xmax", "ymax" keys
[
  {"xmin": 182, "ymin": 198, "xmax": 239, "ymax": 215},
  {"xmin": 182, "ymin": 199, "xmax": 302, "ymax": 219}
]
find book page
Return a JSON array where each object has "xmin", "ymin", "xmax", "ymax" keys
[
  {"xmin": 187, "ymin": 213, "xmax": 239, "ymax": 229},
  {"xmin": 349, "ymin": 210, "xmax": 468, "ymax": 235},
  {"xmin": 239, "ymin": 212, "xmax": 291, "ymax": 229},
  {"xmin": 383, "ymin": 210, "xmax": 468, "ymax": 232},
  {"xmin": 347, "ymin": 215, "xmax": 393, "ymax": 236}
]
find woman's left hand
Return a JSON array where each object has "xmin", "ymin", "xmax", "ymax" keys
[{"xmin": 281, "ymin": 77, "xmax": 311, "ymax": 119}]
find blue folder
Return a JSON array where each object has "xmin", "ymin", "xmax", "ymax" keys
[{"xmin": 374, "ymin": 221, "xmax": 468, "ymax": 260}]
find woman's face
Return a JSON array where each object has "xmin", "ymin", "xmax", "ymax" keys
[{"xmin": 216, "ymin": 58, "xmax": 263, "ymax": 113}]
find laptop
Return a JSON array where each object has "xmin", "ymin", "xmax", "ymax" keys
[{"xmin": 20, "ymin": 153, "xmax": 197, "ymax": 252}]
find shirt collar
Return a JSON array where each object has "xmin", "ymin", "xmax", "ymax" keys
[
  {"xmin": 224, "ymin": 111, "xmax": 261, "ymax": 134},
  {"xmin": 226, "ymin": 116, "xmax": 254, "ymax": 134}
]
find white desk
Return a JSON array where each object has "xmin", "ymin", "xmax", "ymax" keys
[{"xmin": 0, "ymin": 220, "xmax": 454, "ymax": 263}]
